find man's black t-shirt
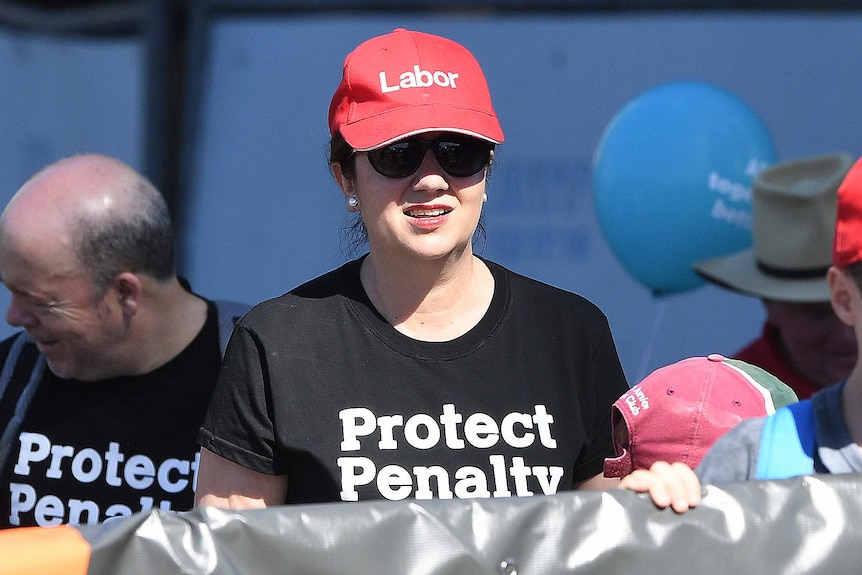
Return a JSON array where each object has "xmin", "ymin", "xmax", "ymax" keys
[{"xmin": 0, "ymin": 301, "xmax": 221, "ymax": 528}]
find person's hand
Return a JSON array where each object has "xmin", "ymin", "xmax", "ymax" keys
[{"xmin": 619, "ymin": 461, "xmax": 702, "ymax": 513}]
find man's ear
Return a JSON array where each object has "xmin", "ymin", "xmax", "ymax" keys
[
  {"xmin": 112, "ymin": 272, "xmax": 142, "ymax": 316},
  {"xmin": 829, "ymin": 266, "xmax": 856, "ymax": 327}
]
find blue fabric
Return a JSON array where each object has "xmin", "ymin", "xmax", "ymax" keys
[{"xmin": 755, "ymin": 400, "xmax": 816, "ymax": 480}]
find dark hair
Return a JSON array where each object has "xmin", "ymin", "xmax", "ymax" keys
[
  {"xmin": 329, "ymin": 131, "xmax": 355, "ymax": 178},
  {"xmin": 328, "ymin": 132, "xmax": 364, "ymax": 255},
  {"xmin": 72, "ymin": 175, "xmax": 175, "ymax": 295},
  {"xmin": 327, "ymin": 132, "xmax": 490, "ymax": 258}
]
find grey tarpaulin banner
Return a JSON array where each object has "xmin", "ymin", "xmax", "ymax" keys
[{"xmin": 5, "ymin": 474, "xmax": 862, "ymax": 574}]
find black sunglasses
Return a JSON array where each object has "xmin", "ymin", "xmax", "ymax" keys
[{"xmin": 365, "ymin": 134, "xmax": 494, "ymax": 179}]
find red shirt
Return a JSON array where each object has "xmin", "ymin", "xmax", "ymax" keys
[{"xmin": 734, "ymin": 323, "xmax": 820, "ymax": 400}]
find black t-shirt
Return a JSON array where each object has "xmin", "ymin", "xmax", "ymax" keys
[
  {"xmin": 200, "ymin": 257, "xmax": 628, "ymax": 504},
  {"xmin": 0, "ymin": 301, "xmax": 221, "ymax": 528}
]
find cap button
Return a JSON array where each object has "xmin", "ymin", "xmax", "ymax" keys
[{"xmin": 707, "ymin": 353, "xmax": 725, "ymax": 362}]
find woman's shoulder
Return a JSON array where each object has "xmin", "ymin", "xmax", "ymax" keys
[
  {"xmin": 241, "ymin": 259, "xmax": 364, "ymax": 324},
  {"xmin": 484, "ymin": 259, "xmax": 607, "ymax": 317},
  {"xmin": 291, "ymin": 257, "xmax": 363, "ymax": 297}
]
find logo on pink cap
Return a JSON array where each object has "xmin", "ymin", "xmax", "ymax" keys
[{"xmin": 621, "ymin": 387, "xmax": 649, "ymax": 417}]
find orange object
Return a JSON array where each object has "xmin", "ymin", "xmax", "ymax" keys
[{"xmin": 0, "ymin": 525, "xmax": 90, "ymax": 575}]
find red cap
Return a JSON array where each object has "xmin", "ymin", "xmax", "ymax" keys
[
  {"xmin": 833, "ymin": 157, "xmax": 862, "ymax": 267},
  {"xmin": 603, "ymin": 355, "xmax": 798, "ymax": 478},
  {"xmin": 328, "ymin": 29, "xmax": 504, "ymax": 152}
]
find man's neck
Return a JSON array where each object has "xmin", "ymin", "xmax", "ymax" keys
[{"xmin": 130, "ymin": 282, "xmax": 208, "ymax": 375}]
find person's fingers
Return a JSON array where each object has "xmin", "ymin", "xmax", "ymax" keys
[
  {"xmin": 618, "ymin": 468, "xmax": 657, "ymax": 492},
  {"xmin": 618, "ymin": 461, "xmax": 702, "ymax": 513},
  {"xmin": 647, "ymin": 461, "xmax": 701, "ymax": 512},
  {"xmin": 666, "ymin": 461, "xmax": 702, "ymax": 511},
  {"xmin": 650, "ymin": 461, "xmax": 700, "ymax": 513}
]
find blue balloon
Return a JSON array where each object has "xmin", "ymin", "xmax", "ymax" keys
[{"xmin": 593, "ymin": 81, "xmax": 776, "ymax": 295}]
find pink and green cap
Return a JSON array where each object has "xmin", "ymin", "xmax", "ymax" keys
[{"xmin": 603, "ymin": 354, "xmax": 798, "ymax": 477}]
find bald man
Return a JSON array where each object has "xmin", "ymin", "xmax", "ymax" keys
[{"xmin": 0, "ymin": 154, "xmax": 249, "ymax": 528}]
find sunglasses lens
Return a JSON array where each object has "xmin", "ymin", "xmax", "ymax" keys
[
  {"xmin": 366, "ymin": 135, "xmax": 493, "ymax": 178},
  {"xmin": 367, "ymin": 140, "xmax": 425, "ymax": 178},
  {"xmin": 433, "ymin": 136, "xmax": 492, "ymax": 177}
]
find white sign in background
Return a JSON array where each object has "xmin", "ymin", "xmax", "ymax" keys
[{"xmin": 1, "ymin": 12, "xmax": 860, "ymax": 384}]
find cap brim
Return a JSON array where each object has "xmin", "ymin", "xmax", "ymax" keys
[
  {"xmin": 693, "ymin": 249, "xmax": 830, "ymax": 302},
  {"xmin": 340, "ymin": 103, "xmax": 504, "ymax": 151},
  {"xmin": 602, "ymin": 449, "xmax": 632, "ymax": 479}
]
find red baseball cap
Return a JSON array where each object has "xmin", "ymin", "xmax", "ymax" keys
[
  {"xmin": 328, "ymin": 28, "xmax": 505, "ymax": 152},
  {"xmin": 833, "ymin": 156, "xmax": 862, "ymax": 267},
  {"xmin": 603, "ymin": 354, "xmax": 798, "ymax": 478}
]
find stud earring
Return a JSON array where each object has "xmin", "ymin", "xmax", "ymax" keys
[
  {"xmin": 347, "ymin": 195, "xmax": 359, "ymax": 209},
  {"xmin": 482, "ymin": 193, "xmax": 488, "ymax": 203}
]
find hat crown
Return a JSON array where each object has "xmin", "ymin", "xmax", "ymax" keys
[
  {"xmin": 693, "ymin": 153, "xmax": 854, "ymax": 302},
  {"xmin": 328, "ymin": 29, "xmax": 504, "ymax": 151},
  {"xmin": 753, "ymin": 153, "xmax": 854, "ymax": 272}
]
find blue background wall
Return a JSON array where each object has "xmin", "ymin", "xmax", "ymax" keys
[{"xmin": 1, "ymin": 11, "xmax": 860, "ymax": 384}]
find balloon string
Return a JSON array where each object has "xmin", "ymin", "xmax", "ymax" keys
[{"xmin": 635, "ymin": 297, "xmax": 668, "ymax": 384}]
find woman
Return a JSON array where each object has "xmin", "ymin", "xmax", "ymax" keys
[{"xmin": 195, "ymin": 28, "xmax": 698, "ymax": 510}]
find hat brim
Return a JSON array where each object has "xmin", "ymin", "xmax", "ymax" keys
[
  {"xmin": 340, "ymin": 103, "xmax": 504, "ymax": 151},
  {"xmin": 693, "ymin": 249, "xmax": 830, "ymax": 303}
]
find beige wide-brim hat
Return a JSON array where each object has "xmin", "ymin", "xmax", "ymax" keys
[{"xmin": 693, "ymin": 153, "xmax": 855, "ymax": 303}]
